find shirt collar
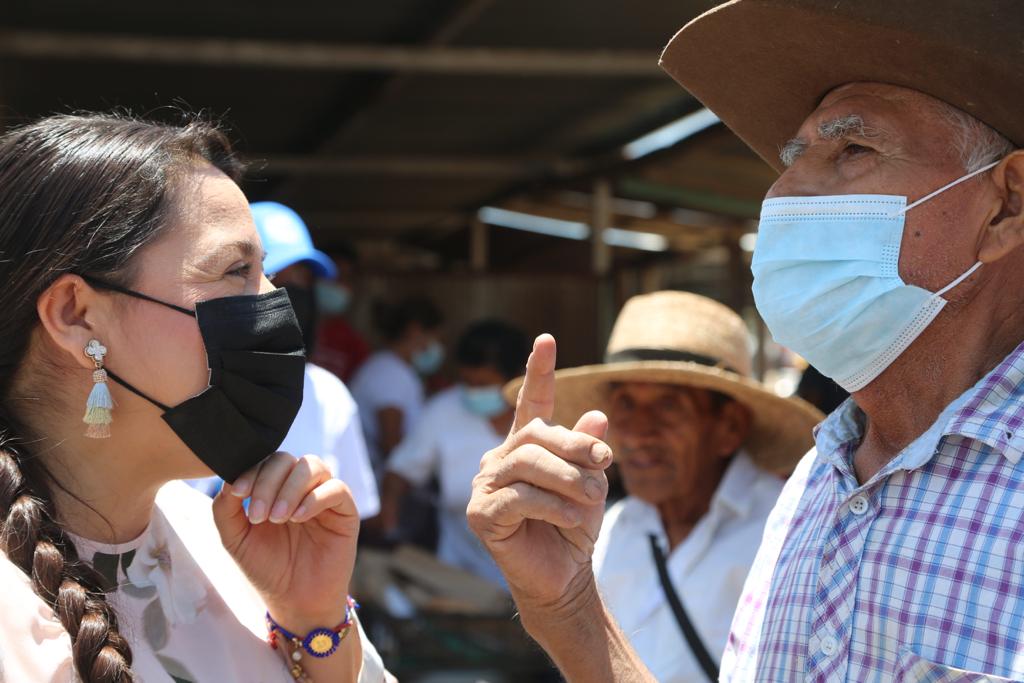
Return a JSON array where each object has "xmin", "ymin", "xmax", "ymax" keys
[
  {"xmin": 814, "ymin": 339, "xmax": 1024, "ymax": 471},
  {"xmin": 710, "ymin": 451, "xmax": 762, "ymax": 519},
  {"xmin": 943, "ymin": 339, "xmax": 1024, "ymax": 464},
  {"xmin": 813, "ymin": 398, "xmax": 865, "ymax": 475}
]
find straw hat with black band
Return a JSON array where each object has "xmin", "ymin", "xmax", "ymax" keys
[
  {"xmin": 658, "ymin": 0, "xmax": 1024, "ymax": 173},
  {"xmin": 504, "ymin": 291, "xmax": 824, "ymax": 474}
]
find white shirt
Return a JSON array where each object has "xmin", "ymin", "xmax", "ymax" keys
[
  {"xmin": 592, "ymin": 452, "xmax": 784, "ymax": 683},
  {"xmin": 349, "ymin": 351, "xmax": 425, "ymax": 476},
  {"xmin": 386, "ymin": 386, "xmax": 506, "ymax": 587},
  {"xmin": 288, "ymin": 363, "xmax": 380, "ymax": 518},
  {"xmin": 189, "ymin": 363, "xmax": 380, "ymax": 520}
]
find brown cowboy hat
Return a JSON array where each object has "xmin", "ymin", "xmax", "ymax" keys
[
  {"xmin": 504, "ymin": 291, "xmax": 824, "ymax": 474},
  {"xmin": 660, "ymin": 0, "xmax": 1024, "ymax": 173}
]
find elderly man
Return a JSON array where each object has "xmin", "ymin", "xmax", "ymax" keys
[
  {"xmin": 502, "ymin": 291, "xmax": 819, "ymax": 681},
  {"xmin": 468, "ymin": 1, "xmax": 1024, "ymax": 681}
]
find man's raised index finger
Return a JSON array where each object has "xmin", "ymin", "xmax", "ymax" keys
[{"xmin": 512, "ymin": 334, "xmax": 557, "ymax": 434}]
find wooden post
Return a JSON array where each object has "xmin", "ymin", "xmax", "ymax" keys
[
  {"xmin": 591, "ymin": 179, "xmax": 613, "ymax": 277},
  {"xmin": 754, "ymin": 314, "xmax": 768, "ymax": 382},
  {"xmin": 591, "ymin": 179, "xmax": 615, "ymax": 356},
  {"xmin": 470, "ymin": 216, "xmax": 488, "ymax": 273}
]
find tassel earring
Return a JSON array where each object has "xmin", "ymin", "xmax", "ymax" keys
[{"xmin": 83, "ymin": 339, "xmax": 114, "ymax": 439}]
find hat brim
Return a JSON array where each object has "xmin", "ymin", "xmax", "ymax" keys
[
  {"xmin": 504, "ymin": 360, "xmax": 823, "ymax": 474},
  {"xmin": 267, "ymin": 248, "xmax": 338, "ymax": 279},
  {"xmin": 660, "ymin": 0, "xmax": 1024, "ymax": 173}
]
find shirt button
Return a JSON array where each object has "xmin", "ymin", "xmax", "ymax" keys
[
  {"xmin": 849, "ymin": 495, "xmax": 869, "ymax": 515},
  {"xmin": 820, "ymin": 636, "xmax": 839, "ymax": 656}
]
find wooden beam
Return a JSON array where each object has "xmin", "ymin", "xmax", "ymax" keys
[
  {"xmin": 268, "ymin": 0, "xmax": 497, "ymax": 203},
  {"xmin": 251, "ymin": 154, "xmax": 580, "ymax": 179},
  {"xmin": 616, "ymin": 177, "xmax": 763, "ymax": 218},
  {"xmin": 302, "ymin": 210, "xmax": 465, "ymax": 230},
  {"xmin": 0, "ymin": 31, "xmax": 664, "ymax": 77}
]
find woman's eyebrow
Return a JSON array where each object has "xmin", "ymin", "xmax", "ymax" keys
[{"xmin": 193, "ymin": 240, "xmax": 263, "ymax": 271}]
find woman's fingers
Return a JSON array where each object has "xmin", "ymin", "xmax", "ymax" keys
[
  {"xmin": 245, "ymin": 453, "xmax": 298, "ymax": 524},
  {"xmin": 478, "ymin": 442, "xmax": 608, "ymax": 506},
  {"xmin": 217, "ymin": 451, "xmax": 349, "ymax": 526},
  {"xmin": 212, "ymin": 481, "xmax": 249, "ymax": 545},
  {"xmin": 290, "ymin": 479, "xmax": 360, "ymax": 533},
  {"xmin": 229, "ymin": 459, "xmax": 264, "ymax": 499},
  {"xmin": 266, "ymin": 455, "xmax": 331, "ymax": 524}
]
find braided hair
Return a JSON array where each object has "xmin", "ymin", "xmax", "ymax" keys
[{"xmin": 0, "ymin": 113, "xmax": 243, "ymax": 682}]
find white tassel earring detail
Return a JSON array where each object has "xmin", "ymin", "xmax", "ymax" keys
[{"xmin": 83, "ymin": 339, "xmax": 114, "ymax": 439}]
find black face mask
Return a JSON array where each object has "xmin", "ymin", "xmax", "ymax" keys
[
  {"xmin": 283, "ymin": 284, "xmax": 319, "ymax": 356},
  {"xmin": 81, "ymin": 277, "xmax": 306, "ymax": 482}
]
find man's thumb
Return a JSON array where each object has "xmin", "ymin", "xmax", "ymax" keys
[{"xmin": 572, "ymin": 409, "xmax": 609, "ymax": 440}]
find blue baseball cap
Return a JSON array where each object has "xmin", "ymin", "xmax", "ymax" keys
[{"xmin": 249, "ymin": 201, "xmax": 337, "ymax": 279}]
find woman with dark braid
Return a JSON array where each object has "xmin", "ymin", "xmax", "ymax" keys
[{"xmin": 0, "ymin": 114, "xmax": 389, "ymax": 682}]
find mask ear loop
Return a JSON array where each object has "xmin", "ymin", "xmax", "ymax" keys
[
  {"xmin": 936, "ymin": 261, "xmax": 983, "ymax": 297},
  {"xmin": 895, "ymin": 160, "xmax": 1001, "ymax": 216},
  {"xmin": 892, "ymin": 160, "xmax": 1000, "ymax": 297},
  {"xmin": 78, "ymin": 274, "xmax": 196, "ymax": 317},
  {"xmin": 104, "ymin": 369, "xmax": 172, "ymax": 412}
]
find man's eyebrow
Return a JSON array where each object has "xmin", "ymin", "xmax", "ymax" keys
[
  {"xmin": 817, "ymin": 114, "xmax": 886, "ymax": 141},
  {"xmin": 779, "ymin": 137, "xmax": 808, "ymax": 167},
  {"xmin": 778, "ymin": 114, "xmax": 889, "ymax": 167}
]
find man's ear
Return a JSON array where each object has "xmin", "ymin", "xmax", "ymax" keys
[
  {"xmin": 713, "ymin": 399, "xmax": 753, "ymax": 459},
  {"xmin": 978, "ymin": 150, "xmax": 1024, "ymax": 263},
  {"xmin": 36, "ymin": 274, "xmax": 104, "ymax": 370}
]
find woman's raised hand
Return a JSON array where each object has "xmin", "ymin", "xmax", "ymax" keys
[{"xmin": 213, "ymin": 453, "xmax": 359, "ymax": 633}]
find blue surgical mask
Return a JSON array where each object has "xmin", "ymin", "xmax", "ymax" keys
[
  {"xmin": 461, "ymin": 384, "xmax": 509, "ymax": 418},
  {"xmin": 751, "ymin": 161, "xmax": 998, "ymax": 392},
  {"xmin": 314, "ymin": 281, "xmax": 352, "ymax": 315},
  {"xmin": 411, "ymin": 340, "xmax": 444, "ymax": 376}
]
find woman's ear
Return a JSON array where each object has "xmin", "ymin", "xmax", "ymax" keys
[
  {"xmin": 36, "ymin": 274, "xmax": 106, "ymax": 370},
  {"xmin": 713, "ymin": 399, "xmax": 753, "ymax": 459},
  {"xmin": 978, "ymin": 151, "xmax": 1024, "ymax": 263}
]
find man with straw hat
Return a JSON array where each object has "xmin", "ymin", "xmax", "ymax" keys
[
  {"xmin": 468, "ymin": 1, "xmax": 1024, "ymax": 681},
  {"xmin": 502, "ymin": 291, "xmax": 820, "ymax": 682}
]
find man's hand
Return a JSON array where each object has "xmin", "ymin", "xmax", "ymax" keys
[
  {"xmin": 467, "ymin": 334, "xmax": 612, "ymax": 613},
  {"xmin": 467, "ymin": 334, "xmax": 654, "ymax": 683}
]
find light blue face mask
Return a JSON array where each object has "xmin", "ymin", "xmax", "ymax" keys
[
  {"xmin": 751, "ymin": 161, "xmax": 998, "ymax": 392},
  {"xmin": 412, "ymin": 340, "xmax": 444, "ymax": 376},
  {"xmin": 314, "ymin": 281, "xmax": 352, "ymax": 315},
  {"xmin": 461, "ymin": 384, "xmax": 508, "ymax": 418}
]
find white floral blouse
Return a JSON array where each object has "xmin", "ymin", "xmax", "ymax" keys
[{"xmin": 0, "ymin": 481, "xmax": 389, "ymax": 683}]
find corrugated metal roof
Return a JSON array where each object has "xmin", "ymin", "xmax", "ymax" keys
[{"xmin": 0, "ymin": 0, "xmax": 773, "ymax": 266}]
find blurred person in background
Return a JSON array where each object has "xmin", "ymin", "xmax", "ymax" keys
[
  {"xmin": 312, "ymin": 242, "xmax": 371, "ymax": 383},
  {"xmin": 796, "ymin": 364, "xmax": 849, "ymax": 416},
  {"xmin": 189, "ymin": 201, "xmax": 380, "ymax": 520},
  {"xmin": 380, "ymin": 320, "xmax": 529, "ymax": 588},
  {"xmin": 503, "ymin": 292, "xmax": 821, "ymax": 681},
  {"xmin": 350, "ymin": 296, "xmax": 444, "ymax": 479}
]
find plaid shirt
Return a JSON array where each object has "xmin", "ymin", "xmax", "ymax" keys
[{"xmin": 722, "ymin": 341, "xmax": 1024, "ymax": 682}]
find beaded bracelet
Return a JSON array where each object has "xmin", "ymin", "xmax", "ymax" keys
[{"xmin": 266, "ymin": 596, "xmax": 359, "ymax": 680}]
